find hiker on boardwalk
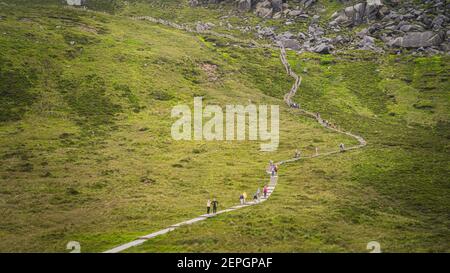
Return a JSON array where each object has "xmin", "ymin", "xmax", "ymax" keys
[
  {"xmin": 212, "ymin": 198, "xmax": 218, "ymax": 214},
  {"xmin": 256, "ymin": 188, "xmax": 261, "ymax": 202},
  {"xmin": 239, "ymin": 193, "xmax": 244, "ymax": 205},
  {"xmin": 253, "ymin": 192, "xmax": 258, "ymax": 203},
  {"xmin": 263, "ymin": 185, "xmax": 268, "ymax": 198},
  {"xmin": 268, "ymin": 160, "xmax": 276, "ymax": 176},
  {"xmin": 295, "ymin": 149, "xmax": 301, "ymax": 159},
  {"xmin": 339, "ymin": 143, "xmax": 345, "ymax": 152},
  {"xmin": 206, "ymin": 199, "xmax": 211, "ymax": 214},
  {"xmin": 243, "ymin": 192, "xmax": 247, "ymax": 204}
]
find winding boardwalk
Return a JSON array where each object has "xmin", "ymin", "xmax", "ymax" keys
[{"xmin": 103, "ymin": 17, "xmax": 367, "ymax": 253}]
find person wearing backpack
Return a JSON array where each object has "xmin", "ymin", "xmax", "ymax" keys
[{"xmin": 212, "ymin": 198, "xmax": 219, "ymax": 214}]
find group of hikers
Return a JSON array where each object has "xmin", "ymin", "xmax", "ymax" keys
[
  {"xmin": 289, "ymin": 104, "xmax": 339, "ymax": 130},
  {"xmin": 239, "ymin": 184, "xmax": 270, "ymax": 205},
  {"xmin": 289, "ymin": 102, "xmax": 300, "ymax": 109},
  {"xmin": 316, "ymin": 112, "xmax": 339, "ymax": 130},
  {"xmin": 205, "ymin": 185, "xmax": 271, "ymax": 215},
  {"xmin": 205, "ymin": 161, "xmax": 277, "ymax": 215},
  {"xmin": 205, "ymin": 137, "xmax": 347, "ymax": 215},
  {"xmin": 294, "ymin": 143, "xmax": 345, "ymax": 159},
  {"xmin": 316, "ymin": 113, "xmax": 346, "ymax": 151},
  {"xmin": 205, "ymin": 198, "xmax": 219, "ymax": 214}
]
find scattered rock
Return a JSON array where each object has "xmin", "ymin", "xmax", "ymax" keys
[
  {"xmin": 299, "ymin": 0, "xmax": 316, "ymax": 9},
  {"xmin": 312, "ymin": 43, "xmax": 332, "ymax": 54},
  {"xmin": 140, "ymin": 177, "xmax": 156, "ymax": 184},
  {"xmin": 255, "ymin": 1, "xmax": 273, "ymax": 18},
  {"xmin": 280, "ymin": 39, "xmax": 301, "ymax": 50},
  {"xmin": 272, "ymin": 12, "xmax": 282, "ymax": 19},
  {"xmin": 330, "ymin": 0, "xmax": 384, "ymax": 26},
  {"xmin": 432, "ymin": 14, "xmax": 447, "ymax": 31},
  {"xmin": 389, "ymin": 31, "xmax": 445, "ymax": 48},
  {"xmin": 188, "ymin": 0, "xmax": 200, "ymax": 7},
  {"xmin": 237, "ymin": 0, "xmax": 252, "ymax": 12},
  {"xmin": 288, "ymin": 10, "xmax": 303, "ymax": 17},
  {"xmin": 297, "ymin": 32, "xmax": 306, "ymax": 40},
  {"xmin": 257, "ymin": 26, "xmax": 275, "ymax": 38},
  {"xmin": 65, "ymin": 0, "xmax": 86, "ymax": 6},
  {"xmin": 196, "ymin": 22, "xmax": 215, "ymax": 32},
  {"xmin": 271, "ymin": 0, "xmax": 283, "ymax": 12},
  {"xmin": 188, "ymin": 0, "xmax": 449, "ymax": 55},
  {"xmin": 398, "ymin": 23, "xmax": 425, "ymax": 32}
]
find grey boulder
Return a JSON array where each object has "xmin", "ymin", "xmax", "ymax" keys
[{"xmin": 388, "ymin": 31, "xmax": 445, "ymax": 48}]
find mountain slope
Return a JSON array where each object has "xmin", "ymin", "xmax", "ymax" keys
[{"xmin": 0, "ymin": 1, "xmax": 448, "ymax": 252}]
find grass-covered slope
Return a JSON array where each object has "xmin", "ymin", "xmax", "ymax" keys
[
  {"xmin": 129, "ymin": 54, "xmax": 449, "ymax": 252},
  {"xmin": 0, "ymin": 3, "xmax": 355, "ymax": 252},
  {"xmin": 129, "ymin": 51, "xmax": 450, "ymax": 252},
  {"xmin": 0, "ymin": 1, "xmax": 448, "ymax": 253}
]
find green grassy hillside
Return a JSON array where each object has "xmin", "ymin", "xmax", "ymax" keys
[
  {"xmin": 0, "ymin": 1, "xmax": 448, "ymax": 253},
  {"xmin": 130, "ymin": 51, "xmax": 450, "ymax": 253}
]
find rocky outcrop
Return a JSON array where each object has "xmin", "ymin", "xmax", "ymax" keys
[
  {"xmin": 66, "ymin": 0, "xmax": 86, "ymax": 6},
  {"xmin": 326, "ymin": 0, "xmax": 448, "ymax": 53},
  {"xmin": 330, "ymin": 0, "xmax": 385, "ymax": 26},
  {"xmin": 280, "ymin": 38, "xmax": 301, "ymax": 50},
  {"xmin": 190, "ymin": 0, "xmax": 317, "ymax": 19},
  {"xmin": 237, "ymin": 0, "xmax": 252, "ymax": 12},
  {"xmin": 196, "ymin": 22, "xmax": 215, "ymax": 32},
  {"xmin": 388, "ymin": 31, "xmax": 445, "ymax": 48},
  {"xmin": 312, "ymin": 43, "xmax": 332, "ymax": 54},
  {"xmin": 189, "ymin": 0, "xmax": 223, "ymax": 7},
  {"xmin": 255, "ymin": 0, "xmax": 274, "ymax": 18},
  {"xmin": 188, "ymin": 0, "xmax": 199, "ymax": 7},
  {"xmin": 188, "ymin": 0, "xmax": 449, "ymax": 55}
]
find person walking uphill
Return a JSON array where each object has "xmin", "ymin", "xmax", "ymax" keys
[
  {"xmin": 206, "ymin": 199, "xmax": 211, "ymax": 214},
  {"xmin": 269, "ymin": 162, "xmax": 278, "ymax": 177},
  {"xmin": 263, "ymin": 185, "xmax": 268, "ymax": 198},
  {"xmin": 212, "ymin": 198, "xmax": 219, "ymax": 214},
  {"xmin": 268, "ymin": 160, "xmax": 274, "ymax": 176}
]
